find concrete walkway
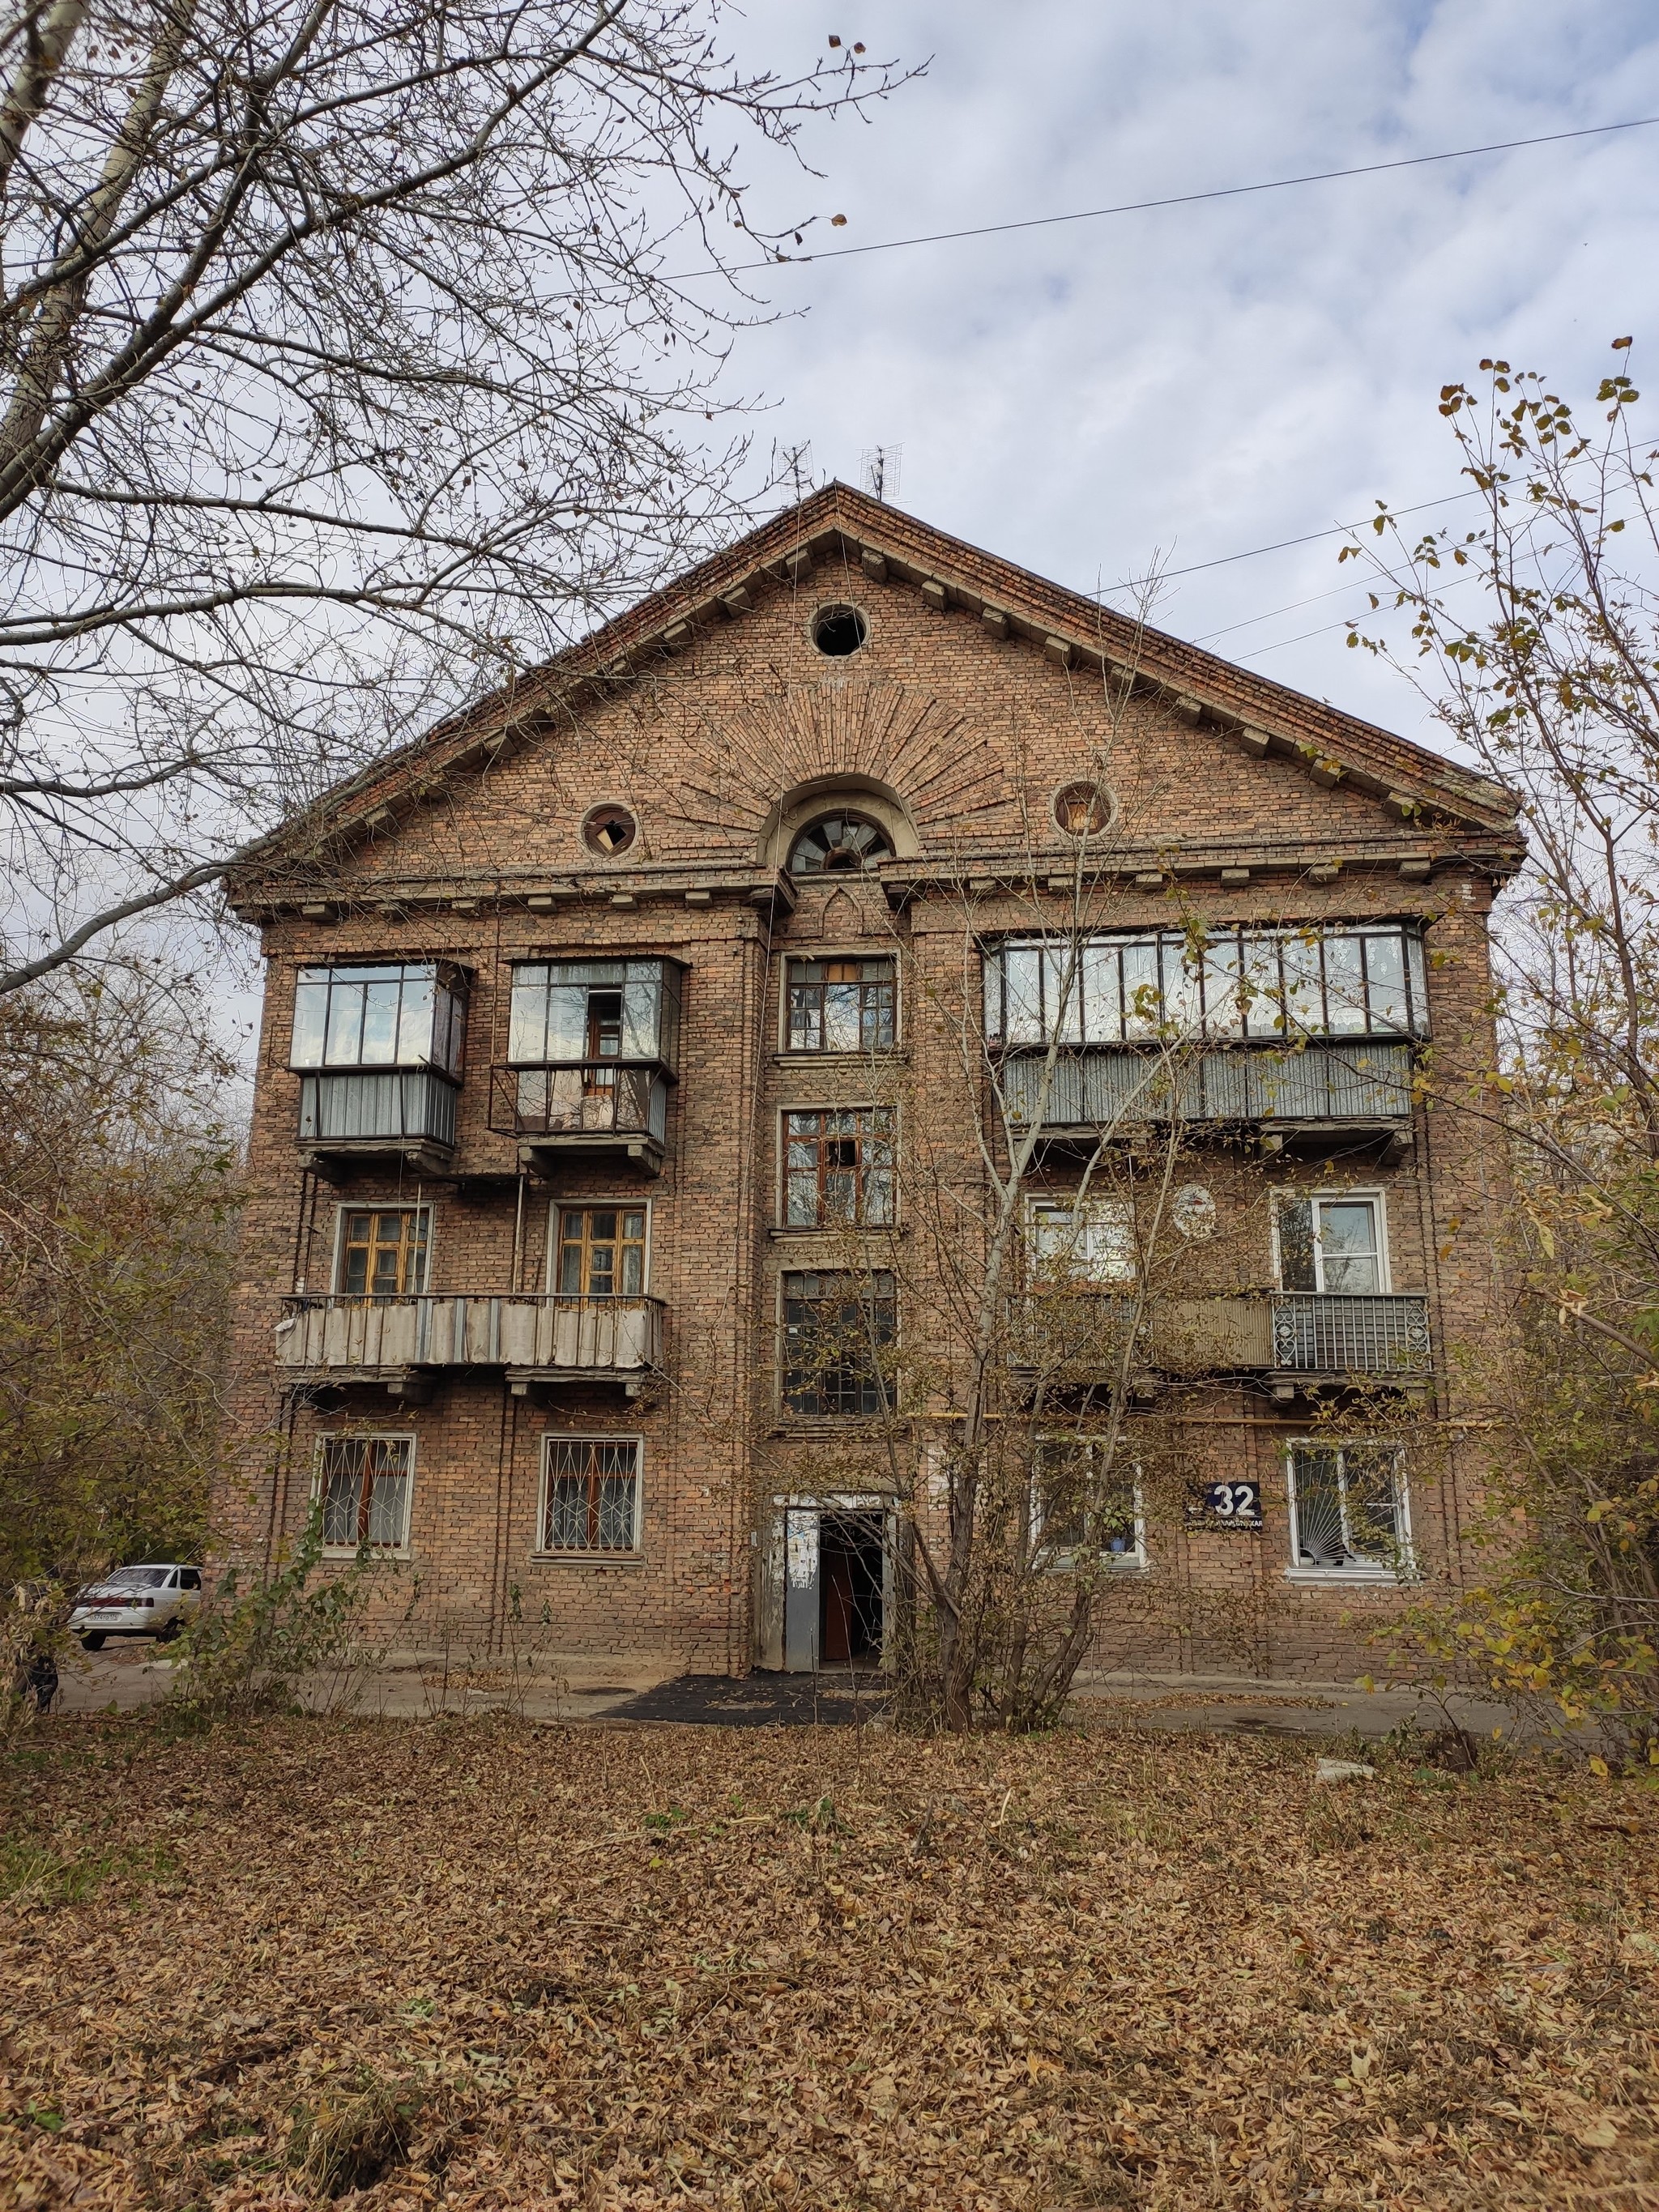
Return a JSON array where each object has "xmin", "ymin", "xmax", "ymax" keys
[{"xmin": 49, "ymin": 1644, "xmax": 1526, "ymax": 1742}]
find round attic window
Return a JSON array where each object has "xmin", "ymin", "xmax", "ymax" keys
[
  {"xmin": 812, "ymin": 603, "xmax": 868, "ymax": 658},
  {"xmin": 582, "ymin": 803, "xmax": 637, "ymax": 858},
  {"xmin": 1053, "ymin": 780, "xmax": 1115, "ymax": 838},
  {"xmin": 788, "ymin": 812, "xmax": 893, "ymax": 874}
]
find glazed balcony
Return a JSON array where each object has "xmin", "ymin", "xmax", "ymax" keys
[
  {"xmin": 297, "ymin": 1069, "xmax": 459, "ymax": 1178},
  {"xmin": 1000, "ymin": 1039, "xmax": 1415, "ymax": 1153},
  {"xmin": 276, "ymin": 1292, "xmax": 663, "ymax": 1398}
]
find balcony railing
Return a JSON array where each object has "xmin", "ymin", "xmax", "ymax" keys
[
  {"xmin": 297, "ymin": 1069, "xmax": 458, "ymax": 1150},
  {"xmin": 276, "ymin": 1293, "xmax": 663, "ymax": 1377},
  {"xmin": 1006, "ymin": 1289, "xmax": 1431, "ymax": 1382},
  {"xmin": 1001, "ymin": 1039, "xmax": 1414, "ymax": 1131},
  {"xmin": 1270, "ymin": 1293, "xmax": 1431, "ymax": 1376},
  {"xmin": 490, "ymin": 1063, "xmax": 669, "ymax": 1147}
]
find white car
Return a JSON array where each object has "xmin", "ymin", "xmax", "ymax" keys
[{"xmin": 70, "ymin": 1563, "xmax": 203, "ymax": 1651}]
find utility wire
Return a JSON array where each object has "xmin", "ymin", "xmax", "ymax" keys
[
  {"xmin": 1105, "ymin": 488, "xmax": 1483, "ymax": 596},
  {"xmin": 685, "ymin": 113, "xmax": 1659, "ymax": 280}
]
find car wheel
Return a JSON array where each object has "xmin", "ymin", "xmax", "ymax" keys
[
  {"xmin": 80, "ymin": 1634, "xmax": 105, "ymax": 1652},
  {"xmin": 158, "ymin": 1619, "xmax": 183, "ymax": 1643}
]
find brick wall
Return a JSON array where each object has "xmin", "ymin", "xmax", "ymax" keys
[{"xmin": 218, "ymin": 541, "xmax": 1516, "ymax": 1683}]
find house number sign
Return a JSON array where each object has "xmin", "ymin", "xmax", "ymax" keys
[{"xmin": 1188, "ymin": 1480, "xmax": 1263, "ymax": 1532}]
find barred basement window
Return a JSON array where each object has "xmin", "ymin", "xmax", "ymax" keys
[
  {"xmin": 785, "ymin": 956, "xmax": 896, "ymax": 1052},
  {"xmin": 539, "ymin": 1438, "xmax": 641, "ymax": 1554},
  {"xmin": 1286, "ymin": 1443, "xmax": 1410, "ymax": 1575},
  {"xmin": 782, "ymin": 1270, "xmax": 896, "ymax": 1418},
  {"xmin": 783, "ymin": 1108, "xmax": 895, "ymax": 1227},
  {"xmin": 317, "ymin": 1435, "xmax": 414, "ymax": 1550}
]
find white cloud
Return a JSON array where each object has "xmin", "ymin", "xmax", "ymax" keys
[{"xmin": 717, "ymin": 0, "xmax": 1659, "ymax": 746}]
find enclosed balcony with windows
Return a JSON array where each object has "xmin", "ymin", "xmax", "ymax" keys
[
  {"xmin": 290, "ymin": 962, "xmax": 467, "ymax": 1175},
  {"xmin": 492, "ymin": 957, "xmax": 682, "ymax": 1173},
  {"xmin": 985, "ymin": 926, "xmax": 1428, "ymax": 1151}
]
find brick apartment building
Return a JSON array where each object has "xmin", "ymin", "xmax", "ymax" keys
[{"xmin": 222, "ymin": 484, "xmax": 1523, "ymax": 1682}]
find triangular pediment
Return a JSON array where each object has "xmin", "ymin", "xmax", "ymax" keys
[{"xmin": 230, "ymin": 484, "xmax": 1520, "ymax": 899}]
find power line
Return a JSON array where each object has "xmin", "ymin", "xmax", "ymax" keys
[
  {"xmin": 1105, "ymin": 488, "xmax": 1483, "ymax": 596},
  {"xmin": 681, "ymin": 114, "xmax": 1659, "ymax": 282}
]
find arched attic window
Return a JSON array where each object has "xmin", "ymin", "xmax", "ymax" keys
[{"xmin": 787, "ymin": 812, "xmax": 894, "ymax": 876}]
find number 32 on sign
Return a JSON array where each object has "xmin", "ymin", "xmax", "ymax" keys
[{"xmin": 1188, "ymin": 1480, "xmax": 1263, "ymax": 1531}]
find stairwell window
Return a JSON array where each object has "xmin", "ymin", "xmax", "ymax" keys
[
  {"xmin": 316, "ymin": 1434, "xmax": 415, "ymax": 1552},
  {"xmin": 1286, "ymin": 1443, "xmax": 1411, "ymax": 1578},
  {"xmin": 782, "ymin": 1271, "xmax": 897, "ymax": 1418},
  {"xmin": 783, "ymin": 1108, "xmax": 895, "ymax": 1227},
  {"xmin": 785, "ymin": 957, "xmax": 896, "ymax": 1053},
  {"xmin": 539, "ymin": 1438, "xmax": 642, "ymax": 1555},
  {"xmin": 336, "ymin": 1208, "xmax": 429, "ymax": 1298}
]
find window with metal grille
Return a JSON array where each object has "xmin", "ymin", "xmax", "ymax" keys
[
  {"xmin": 783, "ymin": 1108, "xmax": 894, "ymax": 1227},
  {"xmin": 1276, "ymin": 1195, "xmax": 1386, "ymax": 1293},
  {"xmin": 317, "ymin": 1435, "xmax": 414, "ymax": 1549},
  {"xmin": 984, "ymin": 926, "xmax": 1429, "ymax": 1046},
  {"xmin": 1287, "ymin": 1444, "xmax": 1410, "ymax": 1573},
  {"xmin": 785, "ymin": 956, "xmax": 896, "ymax": 1053},
  {"xmin": 291, "ymin": 964, "xmax": 467, "ymax": 1072},
  {"xmin": 539, "ymin": 1438, "xmax": 641, "ymax": 1554},
  {"xmin": 1031, "ymin": 1440, "xmax": 1142, "ymax": 1565},
  {"xmin": 556, "ymin": 1207, "xmax": 647, "ymax": 1297},
  {"xmin": 781, "ymin": 1271, "xmax": 896, "ymax": 1418},
  {"xmin": 337, "ymin": 1208, "xmax": 429, "ymax": 1298}
]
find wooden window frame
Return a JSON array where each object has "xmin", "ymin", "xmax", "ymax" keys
[
  {"xmin": 332, "ymin": 1204, "xmax": 432, "ymax": 1300},
  {"xmin": 314, "ymin": 1433, "xmax": 416, "ymax": 1554},
  {"xmin": 548, "ymin": 1201, "xmax": 652, "ymax": 1298},
  {"xmin": 780, "ymin": 1106, "xmax": 896, "ymax": 1230},
  {"xmin": 781, "ymin": 953, "xmax": 899, "ymax": 1055},
  {"xmin": 535, "ymin": 1435, "xmax": 643, "ymax": 1558}
]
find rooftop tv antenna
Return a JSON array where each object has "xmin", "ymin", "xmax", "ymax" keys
[
  {"xmin": 861, "ymin": 445, "xmax": 902, "ymax": 503},
  {"xmin": 779, "ymin": 441, "xmax": 814, "ymax": 503}
]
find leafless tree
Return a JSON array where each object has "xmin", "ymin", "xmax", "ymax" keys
[{"xmin": 0, "ymin": 0, "xmax": 915, "ymax": 991}]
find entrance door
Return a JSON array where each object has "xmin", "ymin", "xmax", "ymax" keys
[{"xmin": 819, "ymin": 1511, "xmax": 886, "ymax": 1666}]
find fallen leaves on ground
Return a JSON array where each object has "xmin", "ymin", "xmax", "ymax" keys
[{"xmin": 1, "ymin": 1715, "xmax": 1656, "ymax": 2209}]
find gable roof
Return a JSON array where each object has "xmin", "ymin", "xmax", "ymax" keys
[{"xmin": 231, "ymin": 481, "xmax": 1520, "ymax": 888}]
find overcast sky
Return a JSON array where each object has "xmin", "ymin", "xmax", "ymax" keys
[{"xmin": 706, "ymin": 0, "xmax": 1659, "ymax": 752}]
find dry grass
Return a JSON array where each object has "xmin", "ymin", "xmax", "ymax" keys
[{"xmin": 1, "ymin": 1714, "xmax": 1656, "ymax": 2209}]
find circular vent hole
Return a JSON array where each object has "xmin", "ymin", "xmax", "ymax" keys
[
  {"xmin": 1053, "ymin": 781, "xmax": 1115, "ymax": 837},
  {"xmin": 582, "ymin": 803, "xmax": 637, "ymax": 857},
  {"xmin": 812, "ymin": 604, "xmax": 868, "ymax": 657}
]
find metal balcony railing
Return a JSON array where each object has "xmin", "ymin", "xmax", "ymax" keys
[
  {"xmin": 489, "ymin": 1063, "xmax": 668, "ymax": 1145},
  {"xmin": 1003, "ymin": 1291, "xmax": 1431, "ymax": 1381},
  {"xmin": 276, "ymin": 1293, "xmax": 663, "ymax": 1375},
  {"xmin": 1001, "ymin": 1038, "xmax": 1414, "ymax": 1130},
  {"xmin": 1269, "ymin": 1293, "xmax": 1431, "ymax": 1375}
]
